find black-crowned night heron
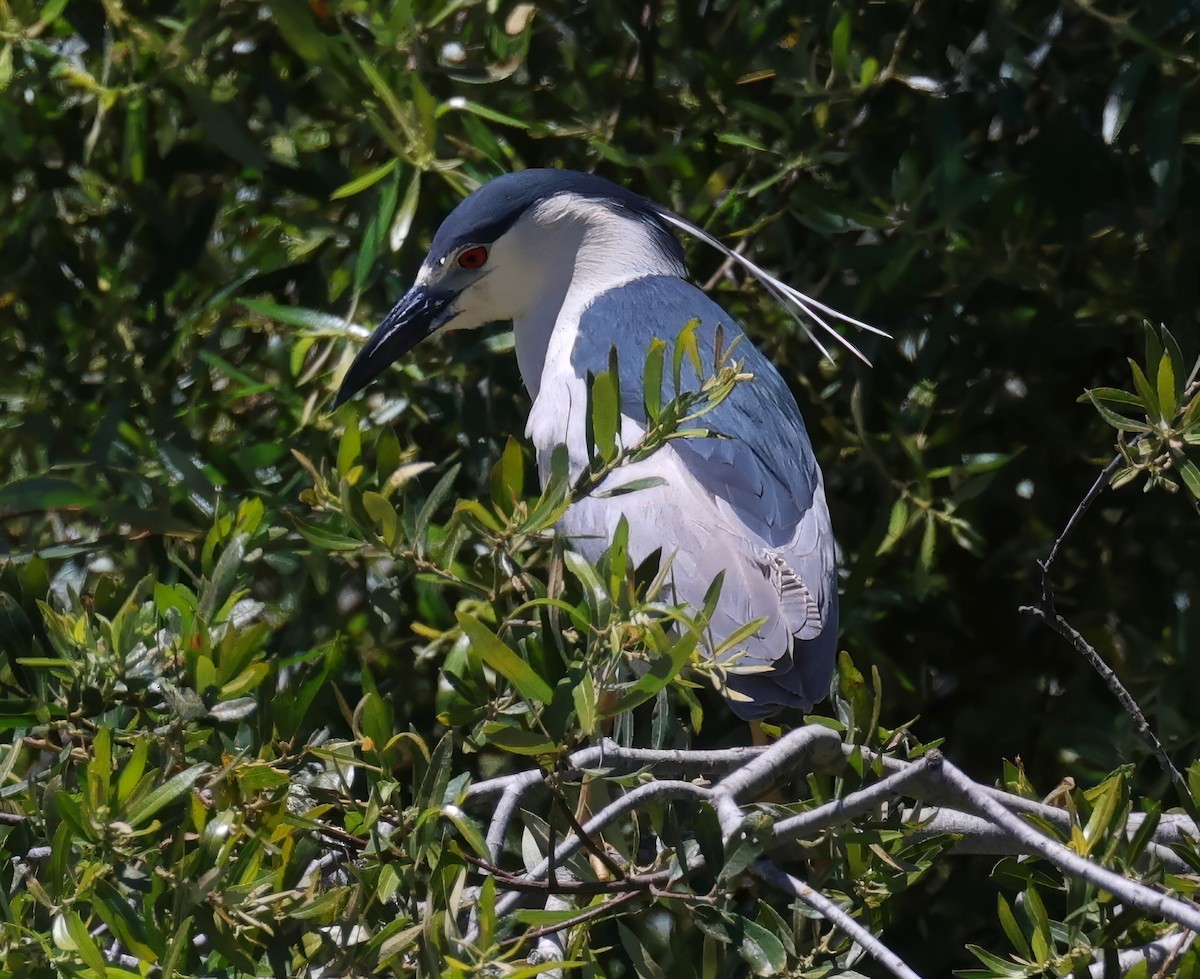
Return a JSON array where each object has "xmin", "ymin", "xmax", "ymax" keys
[{"xmin": 334, "ymin": 169, "xmax": 883, "ymax": 718}]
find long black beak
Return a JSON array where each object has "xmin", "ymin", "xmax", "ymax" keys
[{"xmin": 333, "ymin": 285, "xmax": 456, "ymax": 407}]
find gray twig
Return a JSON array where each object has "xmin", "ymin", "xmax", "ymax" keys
[{"xmin": 1020, "ymin": 450, "xmax": 1188, "ymax": 800}]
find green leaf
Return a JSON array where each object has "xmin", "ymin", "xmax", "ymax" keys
[
  {"xmin": 87, "ymin": 726, "xmax": 112, "ymax": 810},
  {"xmin": 643, "ymin": 337, "xmax": 666, "ymax": 420},
  {"xmin": 353, "ymin": 168, "xmax": 401, "ymax": 296},
  {"xmin": 996, "ymin": 894, "xmax": 1033, "ymax": 960},
  {"xmin": 1020, "ymin": 886, "xmax": 1052, "ymax": 964},
  {"xmin": 330, "ymin": 158, "xmax": 398, "ymax": 200},
  {"xmin": 1157, "ymin": 352, "xmax": 1177, "ymax": 420},
  {"xmin": 442, "ymin": 804, "xmax": 490, "ymax": 859},
  {"xmin": 1102, "ymin": 54, "xmax": 1150, "ymax": 144},
  {"xmin": 293, "ymin": 517, "xmax": 364, "ymax": 551},
  {"xmin": 876, "ymin": 497, "xmax": 908, "ymax": 555},
  {"xmin": 437, "ymin": 98, "xmax": 530, "ymax": 129},
  {"xmin": 590, "ymin": 366, "xmax": 621, "ymax": 462},
  {"xmin": 0, "ymin": 476, "xmax": 100, "ymax": 510},
  {"xmin": 239, "ymin": 298, "xmax": 350, "ymax": 333},
  {"xmin": 602, "ymin": 629, "xmax": 697, "ymax": 718},
  {"xmin": 1160, "ymin": 325, "xmax": 1187, "ymax": 400},
  {"xmin": 1128, "ymin": 358, "xmax": 1159, "ymax": 420},
  {"xmin": 362, "ymin": 491, "xmax": 400, "ymax": 546},
  {"xmin": 490, "ymin": 436, "xmax": 525, "ymax": 510},
  {"xmin": 965, "ymin": 943, "xmax": 1035, "ymax": 978},
  {"xmin": 1174, "ymin": 452, "xmax": 1200, "ymax": 500},
  {"xmin": 593, "ymin": 475, "xmax": 667, "ymax": 498},
  {"xmin": 1081, "ymin": 772, "xmax": 1124, "ymax": 853},
  {"xmin": 735, "ymin": 915, "xmax": 788, "ymax": 976},
  {"xmin": 717, "ymin": 814, "xmax": 771, "ymax": 884},
  {"xmin": 1087, "ymin": 392, "xmax": 1154, "ymax": 433},
  {"xmin": 390, "ymin": 169, "xmax": 422, "ymax": 252},
  {"xmin": 337, "ymin": 419, "xmax": 362, "ymax": 477},
  {"xmin": 266, "ymin": 0, "xmax": 329, "ymax": 62},
  {"xmin": 480, "ymin": 723, "xmax": 559, "ymax": 756},
  {"xmin": 456, "ymin": 612, "xmax": 554, "ymax": 705},
  {"xmin": 61, "ymin": 909, "xmax": 109, "ymax": 974},
  {"xmin": 415, "ymin": 464, "xmax": 461, "ymax": 551},
  {"xmin": 1079, "ymin": 386, "xmax": 1145, "ymax": 412},
  {"xmin": 673, "ymin": 319, "xmax": 702, "ymax": 394},
  {"xmin": 128, "ymin": 764, "xmax": 208, "ymax": 827},
  {"xmin": 831, "ymin": 12, "xmax": 852, "ymax": 76},
  {"xmin": 453, "ymin": 499, "xmax": 505, "ymax": 533}
]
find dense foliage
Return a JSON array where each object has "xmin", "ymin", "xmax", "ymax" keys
[{"xmin": 2, "ymin": 0, "xmax": 1199, "ymax": 974}]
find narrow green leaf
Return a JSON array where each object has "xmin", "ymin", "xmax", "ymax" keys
[
  {"xmin": 88, "ymin": 725, "xmax": 112, "ymax": 810},
  {"xmin": 713, "ymin": 616, "xmax": 769, "ymax": 657},
  {"xmin": 1157, "ymin": 352, "xmax": 1178, "ymax": 420},
  {"xmin": 876, "ymin": 498, "xmax": 908, "ymax": 555},
  {"xmin": 673, "ymin": 319, "xmax": 702, "ymax": 394},
  {"xmin": 996, "ymin": 894, "xmax": 1033, "ymax": 960},
  {"xmin": 363, "ymin": 491, "xmax": 400, "ymax": 546},
  {"xmin": 480, "ymin": 723, "xmax": 559, "ymax": 756},
  {"xmin": 1081, "ymin": 773, "xmax": 1123, "ymax": 853},
  {"xmin": 1020, "ymin": 886, "xmax": 1053, "ymax": 964},
  {"xmin": 1078, "ymin": 386, "xmax": 1145, "ymax": 412},
  {"xmin": 490, "ymin": 436, "xmax": 525, "ymax": 510},
  {"xmin": 602, "ymin": 630, "xmax": 698, "ymax": 718},
  {"xmin": 415, "ymin": 464, "xmax": 461, "ymax": 550},
  {"xmin": 128, "ymin": 764, "xmax": 208, "ymax": 827},
  {"xmin": 292, "ymin": 517, "xmax": 364, "ymax": 551},
  {"xmin": 437, "ymin": 98, "xmax": 530, "ymax": 129},
  {"xmin": 330, "ymin": 158, "xmax": 398, "ymax": 200},
  {"xmin": 390, "ymin": 169, "xmax": 422, "ymax": 252},
  {"xmin": 0, "ymin": 476, "xmax": 99, "ymax": 510},
  {"xmin": 1160, "ymin": 325, "xmax": 1187, "ymax": 400},
  {"xmin": 919, "ymin": 511, "xmax": 937, "ymax": 570},
  {"xmin": 453, "ymin": 499, "xmax": 505, "ymax": 533},
  {"xmin": 591, "ymin": 368, "xmax": 620, "ymax": 461},
  {"xmin": 63, "ymin": 910, "xmax": 109, "ymax": 973},
  {"xmin": 831, "ymin": 12, "xmax": 852, "ymax": 76},
  {"xmin": 1174, "ymin": 452, "xmax": 1200, "ymax": 500},
  {"xmin": 1087, "ymin": 393, "xmax": 1154, "ymax": 433},
  {"xmin": 1128, "ymin": 358, "xmax": 1160, "ymax": 420},
  {"xmin": 117, "ymin": 736, "xmax": 150, "ymax": 805},
  {"xmin": 643, "ymin": 337, "xmax": 666, "ymax": 420},
  {"xmin": 239, "ymin": 298, "xmax": 350, "ymax": 333},
  {"xmin": 1145, "ymin": 321, "xmax": 1164, "ymax": 380},
  {"xmin": 594, "ymin": 475, "xmax": 667, "ymax": 498},
  {"xmin": 965, "ymin": 944, "xmax": 1033, "ymax": 978},
  {"xmin": 457, "ymin": 612, "xmax": 554, "ymax": 705},
  {"xmin": 337, "ymin": 420, "xmax": 362, "ymax": 477}
]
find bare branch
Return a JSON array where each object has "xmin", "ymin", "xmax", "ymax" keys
[{"xmin": 1021, "ymin": 450, "xmax": 1189, "ymax": 799}]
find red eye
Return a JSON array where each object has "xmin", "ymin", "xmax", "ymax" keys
[{"xmin": 457, "ymin": 245, "xmax": 488, "ymax": 270}]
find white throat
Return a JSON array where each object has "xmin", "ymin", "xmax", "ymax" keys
[{"xmin": 498, "ymin": 194, "xmax": 686, "ymax": 399}]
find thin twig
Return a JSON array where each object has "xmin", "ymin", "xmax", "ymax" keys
[
  {"xmin": 1021, "ymin": 450, "xmax": 1189, "ymax": 800},
  {"xmin": 752, "ymin": 860, "xmax": 922, "ymax": 979},
  {"xmin": 546, "ymin": 772, "xmax": 627, "ymax": 880},
  {"xmin": 501, "ymin": 891, "xmax": 641, "ymax": 949}
]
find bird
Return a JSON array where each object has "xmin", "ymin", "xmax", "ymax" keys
[{"xmin": 333, "ymin": 169, "xmax": 884, "ymax": 719}]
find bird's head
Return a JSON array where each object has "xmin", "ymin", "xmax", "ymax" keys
[{"xmin": 332, "ymin": 169, "xmax": 683, "ymax": 407}]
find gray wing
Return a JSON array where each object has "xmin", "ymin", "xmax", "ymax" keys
[{"xmin": 567, "ymin": 276, "xmax": 838, "ymax": 716}]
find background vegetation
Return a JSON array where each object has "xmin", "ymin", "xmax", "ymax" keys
[{"xmin": 2, "ymin": 0, "xmax": 1198, "ymax": 974}]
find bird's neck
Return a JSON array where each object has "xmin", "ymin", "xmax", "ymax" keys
[{"xmin": 511, "ymin": 196, "xmax": 685, "ymax": 399}]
